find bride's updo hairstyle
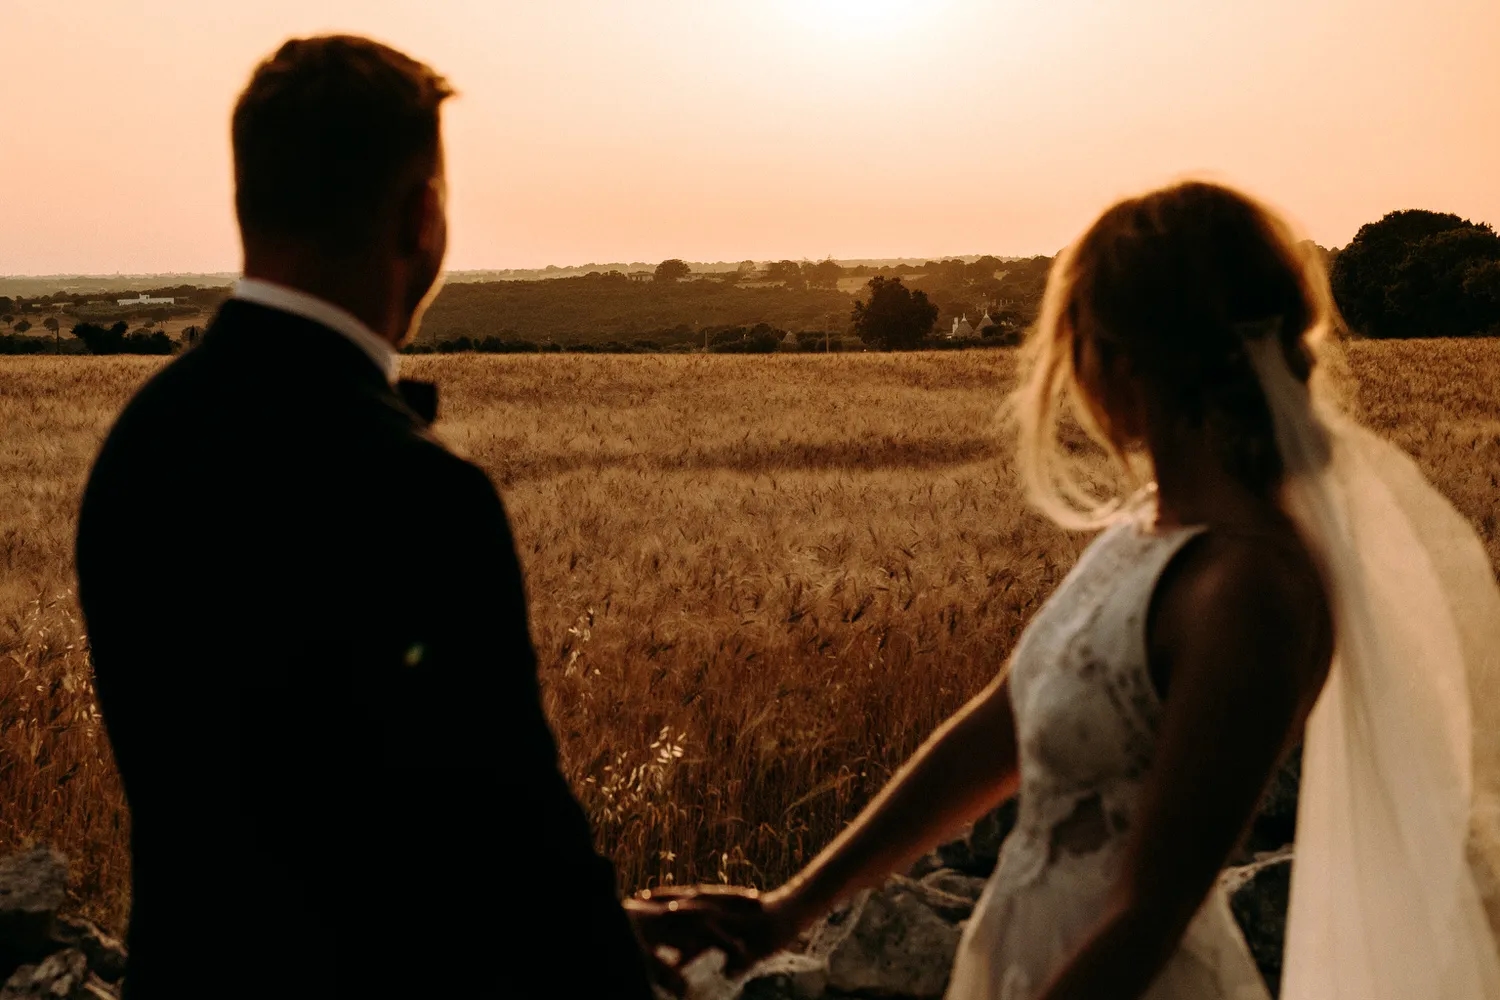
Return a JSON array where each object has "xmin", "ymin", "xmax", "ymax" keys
[{"xmin": 1013, "ymin": 181, "xmax": 1340, "ymax": 529}]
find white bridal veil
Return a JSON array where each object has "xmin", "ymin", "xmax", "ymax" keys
[{"xmin": 1243, "ymin": 326, "xmax": 1500, "ymax": 999}]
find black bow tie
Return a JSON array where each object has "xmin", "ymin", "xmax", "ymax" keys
[{"xmin": 396, "ymin": 378, "xmax": 439, "ymax": 425}]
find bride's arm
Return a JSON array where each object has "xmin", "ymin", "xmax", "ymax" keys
[
  {"xmin": 764, "ymin": 669, "xmax": 1021, "ymax": 932},
  {"xmin": 1035, "ymin": 537, "xmax": 1331, "ymax": 1000},
  {"xmin": 629, "ymin": 670, "xmax": 1019, "ymax": 979}
]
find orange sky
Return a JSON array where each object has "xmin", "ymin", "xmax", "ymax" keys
[{"xmin": 3, "ymin": 0, "xmax": 1497, "ymax": 275}]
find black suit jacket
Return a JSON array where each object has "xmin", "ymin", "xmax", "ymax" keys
[{"xmin": 76, "ymin": 300, "xmax": 653, "ymax": 999}]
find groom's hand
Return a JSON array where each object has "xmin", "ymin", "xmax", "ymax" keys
[{"xmin": 625, "ymin": 884, "xmax": 794, "ymax": 994}]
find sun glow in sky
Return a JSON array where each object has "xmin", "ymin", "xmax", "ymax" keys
[
  {"xmin": 793, "ymin": 0, "xmax": 934, "ymax": 43},
  {"xmin": 2, "ymin": 0, "xmax": 1498, "ymax": 274}
]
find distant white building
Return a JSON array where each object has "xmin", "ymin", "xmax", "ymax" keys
[
  {"xmin": 116, "ymin": 292, "xmax": 175, "ymax": 307},
  {"xmin": 949, "ymin": 314, "xmax": 976, "ymax": 340}
]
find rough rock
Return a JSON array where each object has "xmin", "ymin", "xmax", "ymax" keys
[
  {"xmin": 0, "ymin": 849, "xmax": 125, "ymax": 999},
  {"xmin": 738, "ymin": 954, "xmax": 827, "ymax": 1000},
  {"xmin": 1235, "ymin": 750, "xmax": 1300, "ymax": 863},
  {"xmin": 0, "ymin": 948, "xmax": 116, "ymax": 1000},
  {"xmin": 0, "ymin": 847, "xmax": 68, "ymax": 980},
  {"xmin": 966, "ymin": 801, "xmax": 1018, "ymax": 871},
  {"xmin": 805, "ymin": 877, "xmax": 964, "ymax": 999},
  {"xmin": 1222, "ymin": 846, "xmax": 1293, "ymax": 997},
  {"xmin": 51, "ymin": 919, "xmax": 126, "ymax": 984},
  {"xmin": 918, "ymin": 869, "xmax": 987, "ymax": 905},
  {"xmin": 909, "ymin": 800, "xmax": 1017, "ymax": 880}
]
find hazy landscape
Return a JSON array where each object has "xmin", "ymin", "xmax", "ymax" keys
[
  {"xmin": 1, "ymin": 255, "xmax": 1052, "ymax": 359},
  {"xmin": 2, "ymin": 2, "xmax": 1497, "ymax": 995},
  {"xmin": 2, "ymin": 339, "xmax": 1496, "ymax": 931}
]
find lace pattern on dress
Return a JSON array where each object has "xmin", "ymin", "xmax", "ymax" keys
[{"xmin": 946, "ymin": 515, "xmax": 1272, "ymax": 1000}]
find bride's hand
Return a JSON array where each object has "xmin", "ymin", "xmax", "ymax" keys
[{"xmin": 625, "ymin": 883, "xmax": 801, "ymax": 990}]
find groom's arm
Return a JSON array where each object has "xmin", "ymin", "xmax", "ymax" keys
[{"xmin": 385, "ymin": 448, "xmax": 654, "ymax": 997}]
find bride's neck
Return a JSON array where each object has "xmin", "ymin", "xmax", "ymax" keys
[{"xmin": 1147, "ymin": 420, "xmax": 1277, "ymax": 531}]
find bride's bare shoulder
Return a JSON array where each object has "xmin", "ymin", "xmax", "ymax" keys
[{"xmin": 1150, "ymin": 525, "xmax": 1334, "ymax": 706}]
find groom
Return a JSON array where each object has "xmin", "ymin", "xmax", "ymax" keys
[{"xmin": 76, "ymin": 36, "xmax": 654, "ymax": 999}]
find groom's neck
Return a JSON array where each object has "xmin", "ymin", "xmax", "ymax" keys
[{"xmin": 242, "ymin": 246, "xmax": 407, "ymax": 346}]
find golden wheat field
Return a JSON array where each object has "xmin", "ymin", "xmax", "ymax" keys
[{"xmin": 2, "ymin": 341, "xmax": 1497, "ymax": 932}]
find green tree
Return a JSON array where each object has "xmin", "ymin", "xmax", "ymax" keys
[
  {"xmin": 1463, "ymin": 259, "xmax": 1500, "ymax": 307},
  {"xmin": 851, "ymin": 276, "xmax": 938, "ymax": 350},
  {"xmin": 72, "ymin": 321, "xmax": 129, "ymax": 354},
  {"xmin": 1332, "ymin": 209, "xmax": 1500, "ymax": 338},
  {"xmin": 654, "ymin": 259, "xmax": 691, "ymax": 283},
  {"xmin": 969, "ymin": 255, "xmax": 1004, "ymax": 280},
  {"xmin": 806, "ymin": 258, "xmax": 843, "ymax": 290},
  {"xmin": 14, "ymin": 318, "xmax": 31, "ymax": 336},
  {"xmin": 765, "ymin": 260, "xmax": 806, "ymax": 289},
  {"xmin": 43, "ymin": 316, "xmax": 60, "ymax": 350},
  {"xmin": 1, "ymin": 315, "xmax": 12, "ymax": 331}
]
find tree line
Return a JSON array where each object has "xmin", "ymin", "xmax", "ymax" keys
[
  {"xmin": 0, "ymin": 320, "xmax": 178, "ymax": 356},
  {"xmin": 2, "ymin": 208, "xmax": 1495, "ymax": 357},
  {"xmin": 1329, "ymin": 210, "xmax": 1500, "ymax": 339}
]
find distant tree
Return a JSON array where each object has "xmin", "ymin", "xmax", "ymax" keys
[
  {"xmin": 737, "ymin": 260, "xmax": 756, "ymax": 276},
  {"xmin": 14, "ymin": 318, "xmax": 31, "ymax": 336},
  {"xmin": 969, "ymin": 255, "xmax": 1004, "ymax": 280},
  {"xmin": 928, "ymin": 258, "xmax": 968, "ymax": 286},
  {"xmin": 851, "ymin": 276, "xmax": 938, "ymax": 350},
  {"xmin": 130, "ymin": 329, "xmax": 174, "ymax": 354},
  {"xmin": 795, "ymin": 330, "xmax": 828, "ymax": 352},
  {"xmin": 806, "ymin": 258, "xmax": 843, "ymax": 290},
  {"xmin": 147, "ymin": 307, "xmax": 170, "ymax": 325},
  {"xmin": 1332, "ymin": 209, "xmax": 1500, "ymax": 338},
  {"xmin": 764, "ymin": 260, "xmax": 806, "ymax": 290},
  {"xmin": 1, "ymin": 315, "xmax": 12, "ymax": 331},
  {"xmin": 72, "ymin": 320, "xmax": 129, "ymax": 354},
  {"xmin": 1464, "ymin": 259, "xmax": 1500, "ymax": 307},
  {"xmin": 0, "ymin": 335, "xmax": 49, "ymax": 355},
  {"xmin": 654, "ymin": 259, "xmax": 691, "ymax": 283},
  {"xmin": 708, "ymin": 322, "xmax": 782, "ymax": 353},
  {"xmin": 0, "ymin": 297, "xmax": 12, "ymax": 318},
  {"xmin": 43, "ymin": 316, "xmax": 60, "ymax": 349}
]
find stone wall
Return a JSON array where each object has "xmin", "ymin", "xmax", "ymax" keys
[
  {"xmin": 0, "ymin": 754, "xmax": 1300, "ymax": 999},
  {"xmin": 0, "ymin": 847, "xmax": 125, "ymax": 1000},
  {"xmin": 712, "ymin": 752, "xmax": 1300, "ymax": 1000}
]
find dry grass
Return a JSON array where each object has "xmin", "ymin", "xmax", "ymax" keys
[{"xmin": 1, "ymin": 341, "xmax": 1496, "ymax": 932}]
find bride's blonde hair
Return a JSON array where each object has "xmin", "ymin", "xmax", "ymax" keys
[{"xmin": 1012, "ymin": 181, "xmax": 1341, "ymax": 529}]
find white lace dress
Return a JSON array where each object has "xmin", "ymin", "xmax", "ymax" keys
[{"xmin": 945, "ymin": 518, "xmax": 1272, "ymax": 1000}]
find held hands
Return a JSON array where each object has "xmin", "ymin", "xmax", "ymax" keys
[{"xmin": 625, "ymin": 884, "xmax": 801, "ymax": 995}]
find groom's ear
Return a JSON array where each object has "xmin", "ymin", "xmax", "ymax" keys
[{"xmin": 395, "ymin": 171, "xmax": 445, "ymax": 261}]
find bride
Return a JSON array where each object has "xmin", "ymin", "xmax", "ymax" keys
[{"xmin": 630, "ymin": 180, "xmax": 1500, "ymax": 1000}]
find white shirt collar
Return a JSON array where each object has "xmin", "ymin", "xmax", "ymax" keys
[{"xmin": 231, "ymin": 277, "xmax": 401, "ymax": 383}]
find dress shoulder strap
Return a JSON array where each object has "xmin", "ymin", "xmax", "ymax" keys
[{"xmin": 1076, "ymin": 521, "xmax": 1209, "ymax": 720}]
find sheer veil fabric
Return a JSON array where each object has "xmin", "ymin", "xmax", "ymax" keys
[{"xmin": 1243, "ymin": 327, "xmax": 1500, "ymax": 999}]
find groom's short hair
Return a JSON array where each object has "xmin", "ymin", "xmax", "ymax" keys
[{"xmin": 232, "ymin": 35, "xmax": 453, "ymax": 255}]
